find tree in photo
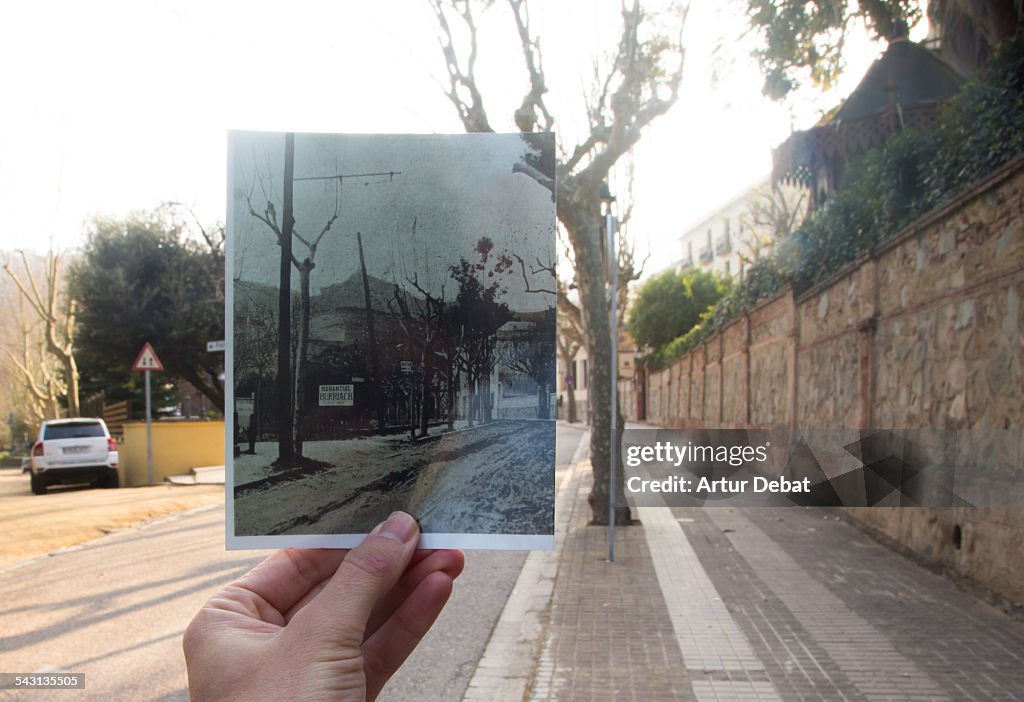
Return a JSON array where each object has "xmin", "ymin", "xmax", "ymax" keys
[
  {"xmin": 245, "ymin": 133, "xmax": 342, "ymax": 461},
  {"xmin": 449, "ymin": 237, "xmax": 515, "ymax": 427},
  {"xmin": 390, "ymin": 276, "xmax": 445, "ymax": 439},
  {"xmin": 428, "ymin": 0, "xmax": 687, "ymax": 522},
  {"xmin": 499, "ymin": 305, "xmax": 557, "ymax": 419},
  {"xmin": 69, "ymin": 206, "xmax": 225, "ymax": 415}
]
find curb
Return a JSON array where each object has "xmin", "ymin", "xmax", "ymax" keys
[{"xmin": 462, "ymin": 430, "xmax": 590, "ymax": 702}]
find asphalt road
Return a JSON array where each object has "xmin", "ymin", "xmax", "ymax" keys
[{"xmin": 0, "ymin": 423, "xmax": 587, "ymax": 702}]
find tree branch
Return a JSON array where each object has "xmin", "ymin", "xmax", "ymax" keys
[
  {"xmin": 507, "ymin": 0, "xmax": 554, "ymax": 132},
  {"xmin": 428, "ymin": 0, "xmax": 494, "ymax": 132}
]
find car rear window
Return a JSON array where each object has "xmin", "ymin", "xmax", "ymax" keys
[{"xmin": 43, "ymin": 422, "xmax": 106, "ymax": 440}]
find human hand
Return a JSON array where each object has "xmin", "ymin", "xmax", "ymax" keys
[{"xmin": 183, "ymin": 511, "xmax": 465, "ymax": 701}]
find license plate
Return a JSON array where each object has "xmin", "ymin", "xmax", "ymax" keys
[{"xmin": 62, "ymin": 446, "xmax": 89, "ymax": 455}]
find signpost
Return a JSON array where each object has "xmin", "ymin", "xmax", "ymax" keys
[
  {"xmin": 133, "ymin": 343, "xmax": 164, "ymax": 486},
  {"xmin": 606, "ymin": 211, "xmax": 619, "ymax": 563}
]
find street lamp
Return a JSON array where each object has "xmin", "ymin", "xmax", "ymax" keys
[{"xmin": 601, "ymin": 182, "xmax": 618, "ymax": 563}]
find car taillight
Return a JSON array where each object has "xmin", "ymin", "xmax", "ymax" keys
[
  {"xmin": 108, "ymin": 438, "xmax": 117, "ymax": 452},
  {"xmin": 33, "ymin": 442, "xmax": 44, "ymax": 457}
]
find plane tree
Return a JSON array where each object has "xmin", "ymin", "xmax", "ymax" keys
[{"xmin": 428, "ymin": 0, "xmax": 687, "ymax": 523}]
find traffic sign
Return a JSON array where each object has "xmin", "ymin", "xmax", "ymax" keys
[
  {"xmin": 207, "ymin": 340, "xmax": 226, "ymax": 352},
  {"xmin": 133, "ymin": 343, "xmax": 164, "ymax": 372}
]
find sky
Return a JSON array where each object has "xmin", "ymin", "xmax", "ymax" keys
[
  {"xmin": 231, "ymin": 131, "xmax": 555, "ymax": 312},
  {"xmin": 0, "ymin": 0, "xmax": 917, "ymax": 275}
]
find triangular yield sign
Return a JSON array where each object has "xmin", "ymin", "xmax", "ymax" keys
[{"xmin": 133, "ymin": 342, "xmax": 164, "ymax": 371}]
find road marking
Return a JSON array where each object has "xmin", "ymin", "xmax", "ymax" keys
[{"xmin": 640, "ymin": 503, "xmax": 783, "ymax": 701}]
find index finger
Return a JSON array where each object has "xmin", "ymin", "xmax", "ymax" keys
[{"xmin": 233, "ymin": 548, "xmax": 349, "ymax": 617}]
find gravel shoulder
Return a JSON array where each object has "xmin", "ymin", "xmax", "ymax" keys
[{"xmin": 0, "ymin": 468, "xmax": 224, "ymax": 569}]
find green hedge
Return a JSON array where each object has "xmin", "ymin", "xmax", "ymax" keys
[{"xmin": 644, "ymin": 32, "xmax": 1024, "ymax": 370}]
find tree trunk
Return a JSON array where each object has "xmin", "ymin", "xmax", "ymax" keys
[
  {"xmin": 276, "ymin": 133, "xmax": 295, "ymax": 465},
  {"xmin": 466, "ymin": 370, "xmax": 476, "ymax": 427},
  {"xmin": 419, "ymin": 360, "xmax": 431, "ymax": 438},
  {"xmin": 446, "ymin": 370, "xmax": 456, "ymax": 431},
  {"xmin": 64, "ymin": 355, "xmax": 80, "ymax": 417},
  {"xmin": 357, "ymin": 232, "xmax": 386, "ymax": 433},
  {"xmin": 567, "ymin": 382, "xmax": 578, "ymax": 423},
  {"xmin": 562, "ymin": 192, "xmax": 630, "ymax": 525},
  {"xmin": 557, "ymin": 339, "xmax": 579, "ymax": 423}
]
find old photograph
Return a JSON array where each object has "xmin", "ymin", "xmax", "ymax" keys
[{"xmin": 227, "ymin": 131, "xmax": 556, "ymax": 549}]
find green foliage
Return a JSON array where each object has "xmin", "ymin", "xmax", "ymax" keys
[
  {"xmin": 747, "ymin": 0, "xmax": 921, "ymax": 100},
  {"xmin": 923, "ymin": 31, "xmax": 1024, "ymax": 202},
  {"xmin": 69, "ymin": 209, "xmax": 225, "ymax": 412},
  {"xmin": 646, "ymin": 32, "xmax": 1024, "ymax": 369},
  {"xmin": 628, "ymin": 268, "xmax": 731, "ymax": 350}
]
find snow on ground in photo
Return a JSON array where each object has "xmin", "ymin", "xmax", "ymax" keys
[{"xmin": 233, "ymin": 421, "xmax": 554, "ymax": 537}]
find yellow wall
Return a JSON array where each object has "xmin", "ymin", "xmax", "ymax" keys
[{"xmin": 121, "ymin": 420, "xmax": 225, "ymax": 486}]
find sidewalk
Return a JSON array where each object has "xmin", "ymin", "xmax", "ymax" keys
[{"xmin": 468, "ymin": 432, "xmax": 1024, "ymax": 701}]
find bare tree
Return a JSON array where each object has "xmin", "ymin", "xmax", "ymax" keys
[
  {"xmin": 737, "ymin": 182, "xmax": 808, "ymax": 267},
  {"xmin": 556, "ymin": 277, "xmax": 585, "ymax": 422},
  {"xmin": 0, "ymin": 294, "xmax": 64, "ymax": 428},
  {"xmin": 428, "ymin": 0, "xmax": 686, "ymax": 523},
  {"xmin": 553, "ymin": 160, "xmax": 644, "ymax": 429},
  {"xmin": 2, "ymin": 248, "xmax": 80, "ymax": 418},
  {"xmin": 246, "ymin": 134, "xmax": 340, "ymax": 461}
]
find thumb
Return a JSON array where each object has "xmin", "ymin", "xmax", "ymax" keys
[{"xmin": 293, "ymin": 511, "xmax": 420, "ymax": 648}]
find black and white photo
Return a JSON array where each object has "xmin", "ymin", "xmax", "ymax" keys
[{"xmin": 227, "ymin": 131, "xmax": 557, "ymax": 550}]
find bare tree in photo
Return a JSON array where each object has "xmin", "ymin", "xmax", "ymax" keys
[
  {"xmin": 246, "ymin": 133, "xmax": 340, "ymax": 462},
  {"xmin": 2, "ymin": 248, "xmax": 80, "ymax": 418},
  {"xmin": 233, "ymin": 279, "xmax": 278, "ymax": 440},
  {"xmin": 391, "ymin": 277, "xmax": 445, "ymax": 439},
  {"xmin": 429, "ymin": 0, "xmax": 686, "ymax": 523},
  {"xmin": 500, "ymin": 305, "xmax": 556, "ymax": 419}
]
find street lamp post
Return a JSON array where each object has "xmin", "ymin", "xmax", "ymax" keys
[{"xmin": 601, "ymin": 183, "xmax": 618, "ymax": 563}]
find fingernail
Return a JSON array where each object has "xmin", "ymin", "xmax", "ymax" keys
[{"xmin": 376, "ymin": 511, "xmax": 418, "ymax": 544}]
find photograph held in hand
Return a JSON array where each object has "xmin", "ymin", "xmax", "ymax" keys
[{"xmin": 226, "ymin": 131, "xmax": 557, "ymax": 551}]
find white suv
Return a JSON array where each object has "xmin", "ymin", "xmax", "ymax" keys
[{"xmin": 30, "ymin": 418, "xmax": 119, "ymax": 494}]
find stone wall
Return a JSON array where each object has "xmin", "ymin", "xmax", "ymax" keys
[{"xmin": 626, "ymin": 156, "xmax": 1024, "ymax": 609}]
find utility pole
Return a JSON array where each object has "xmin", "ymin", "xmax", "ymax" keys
[
  {"xmin": 608, "ymin": 210, "xmax": 619, "ymax": 563},
  {"xmin": 357, "ymin": 231, "xmax": 386, "ymax": 433}
]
